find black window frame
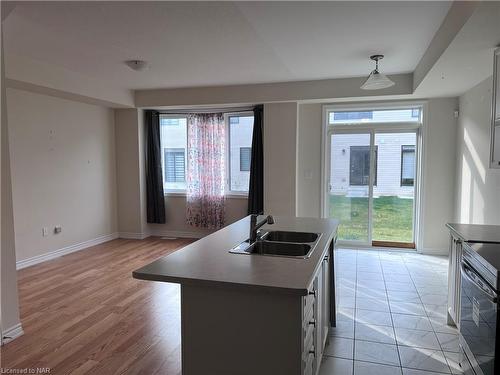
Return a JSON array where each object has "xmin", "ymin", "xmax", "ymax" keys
[
  {"xmin": 349, "ymin": 145, "xmax": 377, "ymax": 186},
  {"xmin": 401, "ymin": 145, "xmax": 416, "ymax": 186},
  {"xmin": 164, "ymin": 148, "xmax": 186, "ymax": 184}
]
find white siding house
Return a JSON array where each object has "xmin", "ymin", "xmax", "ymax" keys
[{"xmin": 330, "ymin": 132, "xmax": 416, "ymax": 198}]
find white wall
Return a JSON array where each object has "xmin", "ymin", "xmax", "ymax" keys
[
  {"xmin": 455, "ymin": 77, "xmax": 500, "ymax": 224},
  {"xmin": 296, "ymin": 99, "xmax": 458, "ymax": 253},
  {"xmin": 264, "ymin": 102, "xmax": 298, "ymax": 216},
  {"xmin": 115, "ymin": 109, "xmax": 144, "ymax": 236},
  {"xmin": 1, "ymin": 22, "xmax": 21, "ymax": 339},
  {"xmin": 421, "ymin": 98, "xmax": 459, "ymax": 252},
  {"xmin": 147, "ymin": 196, "xmax": 248, "ymax": 238},
  {"xmin": 297, "ymin": 103, "xmax": 322, "ymax": 218},
  {"xmin": 7, "ymin": 88, "xmax": 118, "ymax": 263}
]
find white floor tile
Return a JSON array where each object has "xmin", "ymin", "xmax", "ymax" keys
[
  {"xmin": 394, "ymin": 327, "xmax": 441, "ymax": 350},
  {"xmin": 392, "ymin": 314, "xmax": 433, "ymax": 332},
  {"xmin": 402, "ymin": 368, "xmax": 451, "ymax": 375},
  {"xmin": 330, "ymin": 321, "xmax": 355, "ymax": 339},
  {"xmin": 419, "ymin": 293, "xmax": 448, "ymax": 306},
  {"xmin": 436, "ymin": 333, "xmax": 460, "ymax": 353},
  {"xmin": 443, "ymin": 351, "xmax": 462, "ymax": 374},
  {"xmin": 356, "ymin": 297, "xmax": 390, "ymax": 312},
  {"xmin": 390, "ymin": 302, "xmax": 426, "ymax": 316},
  {"xmin": 356, "ymin": 309, "xmax": 393, "ymax": 327},
  {"xmin": 320, "ymin": 356, "xmax": 353, "ymax": 375},
  {"xmin": 354, "ymin": 341, "xmax": 400, "ymax": 367},
  {"xmin": 355, "ymin": 322, "xmax": 396, "ymax": 344},
  {"xmin": 398, "ymin": 347, "xmax": 451, "ymax": 373},
  {"xmin": 354, "ymin": 361, "xmax": 402, "ymax": 375},
  {"xmin": 324, "ymin": 336, "xmax": 354, "ymax": 359}
]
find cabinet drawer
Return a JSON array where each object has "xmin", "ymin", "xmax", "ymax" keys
[
  {"xmin": 304, "ymin": 352, "xmax": 315, "ymax": 375},
  {"xmin": 303, "ymin": 320, "xmax": 315, "ymax": 355},
  {"xmin": 303, "ymin": 293, "xmax": 315, "ymax": 319},
  {"xmin": 303, "ymin": 300, "xmax": 315, "ymax": 330}
]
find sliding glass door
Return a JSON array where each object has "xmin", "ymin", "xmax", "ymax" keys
[
  {"xmin": 329, "ymin": 132, "xmax": 372, "ymax": 244},
  {"xmin": 325, "ymin": 106, "xmax": 421, "ymax": 248}
]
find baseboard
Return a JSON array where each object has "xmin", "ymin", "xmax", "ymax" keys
[
  {"xmin": 417, "ymin": 247, "xmax": 449, "ymax": 256},
  {"xmin": 2, "ymin": 323, "xmax": 24, "ymax": 344},
  {"xmin": 118, "ymin": 232, "xmax": 150, "ymax": 240},
  {"xmin": 148, "ymin": 229, "xmax": 206, "ymax": 239},
  {"xmin": 16, "ymin": 232, "xmax": 119, "ymax": 270}
]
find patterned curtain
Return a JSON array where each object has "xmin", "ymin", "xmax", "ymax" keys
[{"xmin": 186, "ymin": 113, "xmax": 226, "ymax": 229}]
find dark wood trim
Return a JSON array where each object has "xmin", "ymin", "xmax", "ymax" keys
[{"xmin": 372, "ymin": 240, "xmax": 416, "ymax": 249}]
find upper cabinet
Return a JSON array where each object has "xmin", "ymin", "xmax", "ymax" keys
[{"xmin": 491, "ymin": 47, "xmax": 500, "ymax": 168}]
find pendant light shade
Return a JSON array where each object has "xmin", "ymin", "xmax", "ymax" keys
[{"xmin": 360, "ymin": 55, "xmax": 395, "ymax": 90}]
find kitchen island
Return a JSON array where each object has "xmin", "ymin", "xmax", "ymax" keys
[{"xmin": 133, "ymin": 215, "xmax": 338, "ymax": 375}]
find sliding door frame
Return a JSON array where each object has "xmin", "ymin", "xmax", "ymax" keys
[{"xmin": 321, "ymin": 101, "xmax": 427, "ymax": 250}]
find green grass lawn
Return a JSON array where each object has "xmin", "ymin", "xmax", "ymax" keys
[{"xmin": 329, "ymin": 195, "xmax": 414, "ymax": 243}]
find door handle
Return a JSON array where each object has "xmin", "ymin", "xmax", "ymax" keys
[{"xmin": 461, "ymin": 262, "xmax": 497, "ymax": 303}]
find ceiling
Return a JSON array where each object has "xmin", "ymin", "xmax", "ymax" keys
[{"xmin": 3, "ymin": 1, "xmax": 452, "ymax": 92}]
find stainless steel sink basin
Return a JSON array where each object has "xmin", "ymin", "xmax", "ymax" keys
[
  {"xmin": 263, "ymin": 231, "xmax": 319, "ymax": 243},
  {"xmin": 249, "ymin": 241, "xmax": 311, "ymax": 257}
]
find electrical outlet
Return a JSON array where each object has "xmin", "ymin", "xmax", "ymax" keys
[
  {"xmin": 42, "ymin": 227, "xmax": 49, "ymax": 237},
  {"xmin": 54, "ymin": 225, "xmax": 62, "ymax": 234}
]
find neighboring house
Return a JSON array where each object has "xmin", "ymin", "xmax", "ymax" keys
[
  {"xmin": 160, "ymin": 114, "xmax": 254, "ymax": 193},
  {"xmin": 330, "ymin": 132, "xmax": 416, "ymax": 198}
]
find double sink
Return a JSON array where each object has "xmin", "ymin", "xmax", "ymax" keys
[{"xmin": 229, "ymin": 230, "xmax": 321, "ymax": 259}]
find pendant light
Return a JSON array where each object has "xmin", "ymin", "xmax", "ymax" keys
[{"xmin": 360, "ymin": 55, "xmax": 395, "ymax": 90}]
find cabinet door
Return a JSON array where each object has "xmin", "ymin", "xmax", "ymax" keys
[
  {"xmin": 491, "ymin": 48, "xmax": 500, "ymax": 167},
  {"xmin": 446, "ymin": 235, "xmax": 462, "ymax": 326},
  {"xmin": 315, "ymin": 267, "xmax": 323, "ymax": 370},
  {"xmin": 322, "ymin": 255, "xmax": 330, "ymax": 348}
]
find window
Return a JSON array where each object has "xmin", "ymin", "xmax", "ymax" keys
[
  {"xmin": 228, "ymin": 114, "xmax": 254, "ymax": 193},
  {"xmin": 401, "ymin": 145, "xmax": 416, "ymax": 186},
  {"xmin": 329, "ymin": 108, "xmax": 422, "ymax": 125},
  {"xmin": 160, "ymin": 116, "xmax": 187, "ymax": 191},
  {"xmin": 164, "ymin": 149, "xmax": 185, "ymax": 183},
  {"xmin": 349, "ymin": 146, "xmax": 377, "ymax": 186},
  {"xmin": 160, "ymin": 113, "xmax": 254, "ymax": 194},
  {"xmin": 333, "ymin": 111, "xmax": 373, "ymax": 122},
  {"xmin": 240, "ymin": 147, "xmax": 251, "ymax": 172}
]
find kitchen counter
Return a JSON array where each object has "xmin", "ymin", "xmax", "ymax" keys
[
  {"xmin": 133, "ymin": 215, "xmax": 338, "ymax": 296},
  {"xmin": 446, "ymin": 223, "xmax": 500, "ymax": 243},
  {"xmin": 133, "ymin": 215, "xmax": 338, "ymax": 375}
]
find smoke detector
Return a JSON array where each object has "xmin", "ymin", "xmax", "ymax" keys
[{"xmin": 124, "ymin": 60, "xmax": 150, "ymax": 72}]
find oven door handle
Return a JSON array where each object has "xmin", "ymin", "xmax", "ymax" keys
[{"xmin": 461, "ymin": 262, "xmax": 498, "ymax": 303}]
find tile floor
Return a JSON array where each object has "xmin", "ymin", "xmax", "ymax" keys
[{"xmin": 320, "ymin": 248, "xmax": 462, "ymax": 375}]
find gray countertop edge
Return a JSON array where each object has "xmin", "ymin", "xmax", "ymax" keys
[
  {"xmin": 446, "ymin": 223, "xmax": 500, "ymax": 243},
  {"xmin": 132, "ymin": 217, "xmax": 338, "ymax": 296},
  {"xmin": 132, "ymin": 271, "xmax": 310, "ymax": 296}
]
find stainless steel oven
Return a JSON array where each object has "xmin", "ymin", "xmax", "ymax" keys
[{"xmin": 460, "ymin": 243, "xmax": 499, "ymax": 375}]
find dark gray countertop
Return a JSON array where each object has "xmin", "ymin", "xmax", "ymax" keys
[
  {"xmin": 133, "ymin": 215, "xmax": 338, "ymax": 296},
  {"xmin": 446, "ymin": 223, "xmax": 500, "ymax": 243}
]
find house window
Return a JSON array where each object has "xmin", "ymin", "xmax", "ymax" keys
[
  {"xmin": 164, "ymin": 148, "xmax": 185, "ymax": 183},
  {"xmin": 160, "ymin": 113, "xmax": 254, "ymax": 194},
  {"xmin": 240, "ymin": 147, "xmax": 251, "ymax": 172},
  {"xmin": 401, "ymin": 145, "xmax": 416, "ymax": 186},
  {"xmin": 333, "ymin": 111, "xmax": 373, "ymax": 122},
  {"xmin": 160, "ymin": 116, "xmax": 187, "ymax": 191},
  {"xmin": 228, "ymin": 113, "xmax": 254, "ymax": 193},
  {"xmin": 349, "ymin": 146, "xmax": 377, "ymax": 186},
  {"xmin": 329, "ymin": 108, "xmax": 422, "ymax": 125}
]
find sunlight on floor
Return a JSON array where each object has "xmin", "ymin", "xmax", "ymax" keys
[{"xmin": 320, "ymin": 248, "xmax": 460, "ymax": 375}]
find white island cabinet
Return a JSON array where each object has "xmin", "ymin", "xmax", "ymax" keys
[{"xmin": 133, "ymin": 216, "xmax": 338, "ymax": 375}]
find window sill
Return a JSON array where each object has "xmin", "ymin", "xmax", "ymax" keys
[{"xmin": 164, "ymin": 192, "xmax": 248, "ymax": 200}]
